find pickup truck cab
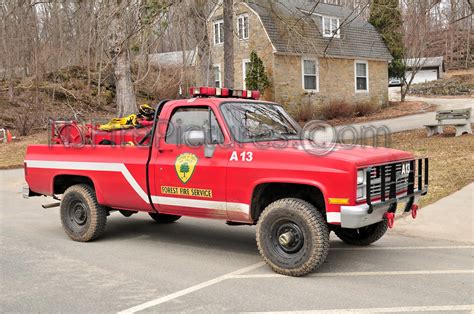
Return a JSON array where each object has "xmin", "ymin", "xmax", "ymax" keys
[{"xmin": 24, "ymin": 86, "xmax": 428, "ymax": 276}]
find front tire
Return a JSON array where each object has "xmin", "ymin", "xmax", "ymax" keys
[
  {"xmin": 60, "ymin": 184, "xmax": 107, "ymax": 242},
  {"xmin": 334, "ymin": 220, "xmax": 388, "ymax": 246},
  {"xmin": 256, "ymin": 198, "xmax": 329, "ymax": 277},
  {"xmin": 149, "ymin": 212, "xmax": 181, "ymax": 223}
]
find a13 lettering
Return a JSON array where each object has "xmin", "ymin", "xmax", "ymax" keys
[{"xmin": 230, "ymin": 151, "xmax": 253, "ymax": 162}]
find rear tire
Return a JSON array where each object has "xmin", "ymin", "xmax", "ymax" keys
[
  {"xmin": 334, "ymin": 220, "xmax": 388, "ymax": 246},
  {"xmin": 256, "ymin": 198, "xmax": 329, "ymax": 277},
  {"xmin": 149, "ymin": 212, "xmax": 181, "ymax": 223},
  {"xmin": 60, "ymin": 184, "xmax": 107, "ymax": 242}
]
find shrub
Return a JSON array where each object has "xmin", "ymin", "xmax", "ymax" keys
[
  {"xmin": 11, "ymin": 102, "xmax": 38, "ymax": 136},
  {"xmin": 354, "ymin": 102, "xmax": 378, "ymax": 117},
  {"xmin": 320, "ymin": 100, "xmax": 354, "ymax": 120},
  {"xmin": 245, "ymin": 51, "xmax": 271, "ymax": 93},
  {"xmin": 293, "ymin": 102, "xmax": 315, "ymax": 122}
]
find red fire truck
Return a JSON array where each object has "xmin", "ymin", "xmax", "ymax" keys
[{"xmin": 24, "ymin": 87, "xmax": 428, "ymax": 276}]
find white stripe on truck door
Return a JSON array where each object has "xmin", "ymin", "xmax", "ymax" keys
[{"xmin": 25, "ymin": 160, "xmax": 249, "ymax": 213}]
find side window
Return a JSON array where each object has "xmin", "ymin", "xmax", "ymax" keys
[
  {"xmin": 355, "ymin": 61, "xmax": 368, "ymax": 92},
  {"xmin": 237, "ymin": 14, "xmax": 249, "ymax": 40},
  {"xmin": 213, "ymin": 65, "xmax": 221, "ymax": 88},
  {"xmin": 213, "ymin": 20, "xmax": 224, "ymax": 45},
  {"xmin": 165, "ymin": 107, "xmax": 224, "ymax": 145},
  {"xmin": 302, "ymin": 58, "xmax": 318, "ymax": 91}
]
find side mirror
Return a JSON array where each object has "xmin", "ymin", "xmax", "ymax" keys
[
  {"xmin": 184, "ymin": 130, "xmax": 205, "ymax": 146},
  {"xmin": 204, "ymin": 144, "xmax": 216, "ymax": 158}
]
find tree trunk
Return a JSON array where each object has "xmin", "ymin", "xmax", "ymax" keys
[
  {"xmin": 223, "ymin": 0, "xmax": 234, "ymax": 88},
  {"xmin": 109, "ymin": 0, "xmax": 137, "ymax": 117},
  {"xmin": 468, "ymin": 0, "xmax": 474, "ymax": 13},
  {"xmin": 466, "ymin": 10, "xmax": 472, "ymax": 68}
]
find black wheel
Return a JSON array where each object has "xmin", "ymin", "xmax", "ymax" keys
[
  {"xmin": 334, "ymin": 220, "xmax": 388, "ymax": 246},
  {"xmin": 60, "ymin": 184, "xmax": 107, "ymax": 242},
  {"xmin": 148, "ymin": 212, "xmax": 181, "ymax": 223},
  {"xmin": 256, "ymin": 198, "xmax": 329, "ymax": 277}
]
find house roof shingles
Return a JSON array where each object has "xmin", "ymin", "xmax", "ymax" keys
[
  {"xmin": 245, "ymin": 0, "xmax": 393, "ymax": 61},
  {"xmin": 405, "ymin": 56, "xmax": 444, "ymax": 68}
]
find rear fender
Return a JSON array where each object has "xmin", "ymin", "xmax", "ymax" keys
[{"xmin": 52, "ymin": 173, "xmax": 105, "ymax": 203}]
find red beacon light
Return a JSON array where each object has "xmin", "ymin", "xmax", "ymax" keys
[{"xmin": 189, "ymin": 86, "xmax": 260, "ymax": 100}]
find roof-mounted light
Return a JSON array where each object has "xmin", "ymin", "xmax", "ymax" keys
[{"xmin": 189, "ymin": 86, "xmax": 260, "ymax": 100}]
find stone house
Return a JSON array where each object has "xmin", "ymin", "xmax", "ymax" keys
[{"xmin": 204, "ymin": 0, "xmax": 393, "ymax": 108}]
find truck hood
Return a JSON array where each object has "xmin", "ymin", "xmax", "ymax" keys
[
  {"xmin": 252, "ymin": 140, "xmax": 413, "ymax": 168},
  {"xmin": 316, "ymin": 143, "xmax": 413, "ymax": 167}
]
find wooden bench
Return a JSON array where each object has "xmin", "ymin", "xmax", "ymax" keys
[{"xmin": 424, "ymin": 108, "xmax": 472, "ymax": 137}]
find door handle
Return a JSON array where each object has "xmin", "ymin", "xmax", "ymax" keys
[{"xmin": 158, "ymin": 148, "xmax": 174, "ymax": 153}]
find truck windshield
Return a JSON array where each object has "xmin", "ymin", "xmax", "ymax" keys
[{"xmin": 221, "ymin": 102, "xmax": 301, "ymax": 142}]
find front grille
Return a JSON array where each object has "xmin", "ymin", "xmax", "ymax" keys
[
  {"xmin": 369, "ymin": 162, "xmax": 410, "ymax": 199},
  {"xmin": 364, "ymin": 158, "xmax": 429, "ymax": 213}
]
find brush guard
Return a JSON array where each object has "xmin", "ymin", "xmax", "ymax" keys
[{"xmin": 366, "ymin": 158, "xmax": 429, "ymax": 220}]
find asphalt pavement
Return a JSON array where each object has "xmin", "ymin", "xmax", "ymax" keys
[{"xmin": 1, "ymin": 169, "xmax": 473, "ymax": 313}]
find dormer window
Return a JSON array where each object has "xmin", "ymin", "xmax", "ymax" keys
[{"xmin": 322, "ymin": 16, "xmax": 340, "ymax": 38}]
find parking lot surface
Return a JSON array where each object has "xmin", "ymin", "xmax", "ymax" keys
[{"xmin": 1, "ymin": 169, "xmax": 473, "ymax": 313}]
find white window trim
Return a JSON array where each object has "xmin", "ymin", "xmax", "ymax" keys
[
  {"xmin": 213, "ymin": 19, "xmax": 224, "ymax": 46},
  {"xmin": 322, "ymin": 16, "xmax": 340, "ymax": 38},
  {"xmin": 237, "ymin": 14, "xmax": 249, "ymax": 40},
  {"xmin": 242, "ymin": 59, "xmax": 250, "ymax": 89},
  {"xmin": 354, "ymin": 60, "xmax": 369, "ymax": 93},
  {"xmin": 301, "ymin": 58, "xmax": 319, "ymax": 92},
  {"xmin": 213, "ymin": 64, "xmax": 222, "ymax": 88}
]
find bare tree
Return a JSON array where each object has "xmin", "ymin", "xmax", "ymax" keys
[
  {"xmin": 400, "ymin": 0, "xmax": 440, "ymax": 101},
  {"xmin": 108, "ymin": 2, "xmax": 137, "ymax": 116}
]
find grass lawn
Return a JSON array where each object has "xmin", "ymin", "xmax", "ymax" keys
[
  {"xmin": 388, "ymin": 127, "xmax": 473, "ymax": 207},
  {"xmin": 0, "ymin": 131, "xmax": 48, "ymax": 169},
  {"xmin": 1, "ymin": 128, "xmax": 472, "ymax": 208}
]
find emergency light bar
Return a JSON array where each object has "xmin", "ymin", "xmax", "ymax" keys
[{"xmin": 189, "ymin": 86, "xmax": 260, "ymax": 100}]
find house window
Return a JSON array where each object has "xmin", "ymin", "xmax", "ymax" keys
[
  {"xmin": 322, "ymin": 16, "xmax": 340, "ymax": 38},
  {"xmin": 302, "ymin": 58, "xmax": 318, "ymax": 91},
  {"xmin": 213, "ymin": 20, "xmax": 224, "ymax": 45},
  {"xmin": 237, "ymin": 14, "xmax": 249, "ymax": 40},
  {"xmin": 355, "ymin": 61, "xmax": 368, "ymax": 92},
  {"xmin": 213, "ymin": 64, "xmax": 221, "ymax": 88},
  {"xmin": 242, "ymin": 59, "xmax": 251, "ymax": 89}
]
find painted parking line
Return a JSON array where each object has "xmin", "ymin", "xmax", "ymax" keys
[
  {"xmin": 117, "ymin": 246, "xmax": 473, "ymax": 313},
  {"xmin": 231, "ymin": 269, "xmax": 474, "ymax": 279},
  {"xmin": 248, "ymin": 304, "xmax": 474, "ymax": 313},
  {"xmin": 329, "ymin": 245, "xmax": 473, "ymax": 251},
  {"xmin": 118, "ymin": 266, "xmax": 473, "ymax": 313},
  {"xmin": 118, "ymin": 261, "xmax": 265, "ymax": 314}
]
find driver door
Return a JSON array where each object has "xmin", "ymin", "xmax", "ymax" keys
[{"xmin": 153, "ymin": 104, "xmax": 230, "ymax": 219}]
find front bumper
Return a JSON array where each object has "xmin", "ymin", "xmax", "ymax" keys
[
  {"xmin": 340, "ymin": 194, "xmax": 422, "ymax": 228},
  {"xmin": 341, "ymin": 158, "xmax": 428, "ymax": 229}
]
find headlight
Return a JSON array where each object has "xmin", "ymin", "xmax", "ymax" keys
[{"xmin": 357, "ymin": 169, "xmax": 365, "ymax": 185}]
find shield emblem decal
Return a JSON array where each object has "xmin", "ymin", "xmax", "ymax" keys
[{"xmin": 175, "ymin": 153, "xmax": 198, "ymax": 184}]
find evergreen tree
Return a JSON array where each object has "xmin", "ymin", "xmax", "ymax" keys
[
  {"xmin": 369, "ymin": 0, "xmax": 405, "ymax": 80},
  {"xmin": 245, "ymin": 51, "xmax": 270, "ymax": 93}
]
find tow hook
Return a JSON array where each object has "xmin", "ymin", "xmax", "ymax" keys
[
  {"xmin": 411, "ymin": 204, "xmax": 419, "ymax": 219},
  {"xmin": 384, "ymin": 212, "xmax": 395, "ymax": 228}
]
